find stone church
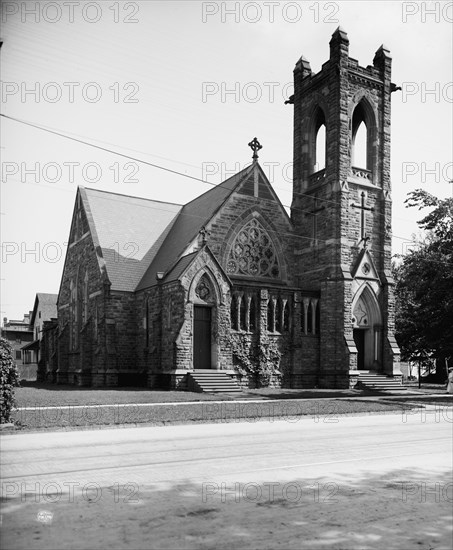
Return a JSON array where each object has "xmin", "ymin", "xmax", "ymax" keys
[{"xmin": 54, "ymin": 28, "xmax": 401, "ymax": 390}]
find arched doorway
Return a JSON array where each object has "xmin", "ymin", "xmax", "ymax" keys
[
  {"xmin": 190, "ymin": 271, "xmax": 220, "ymax": 370},
  {"xmin": 352, "ymin": 285, "xmax": 382, "ymax": 371}
]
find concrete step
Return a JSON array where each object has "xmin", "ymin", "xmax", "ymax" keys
[
  {"xmin": 357, "ymin": 372, "xmax": 406, "ymax": 391},
  {"xmin": 188, "ymin": 371, "xmax": 241, "ymax": 393}
]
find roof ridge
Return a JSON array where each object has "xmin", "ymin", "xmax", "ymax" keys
[
  {"xmin": 84, "ymin": 186, "xmax": 183, "ymax": 207},
  {"xmin": 182, "ymin": 163, "xmax": 254, "ymax": 209}
]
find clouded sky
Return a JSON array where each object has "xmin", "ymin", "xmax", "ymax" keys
[{"xmin": 1, "ymin": 0, "xmax": 452, "ymax": 320}]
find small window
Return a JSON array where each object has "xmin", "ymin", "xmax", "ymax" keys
[
  {"xmin": 275, "ymin": 299, "xmax": 282, "ymax": 333},
  {"xmin": 267, "ymin": 299, "xmax": 274, "ymax": 332},
  {"xmin": 283, "ymin": 302, "xmax": 290, "ymax": 332},
  {"xmin": 231, "ymin": 296, "xmax": 239, "ymax": 331},
  {"xmin": 15, "ymin": 350, "xmax": 22, "ymax": 360},
  {"xmin": 307, "ymin": 303, "xmax": 313, "ymax": 334},
  {"xmin": 39, "ymin": 312, "xmax": 41, "ymax": 319},
  {"xmin": 249, "ymin": 296, "xmax": 257, "ymax": 332}
]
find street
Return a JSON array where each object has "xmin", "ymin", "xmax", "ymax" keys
[{"xmin": 1, "ymin": 411, "xmax": 452, "ymax": 549}]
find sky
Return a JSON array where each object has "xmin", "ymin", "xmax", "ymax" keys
[{"xmin": 1, "ymin": 0, "xmax": 452, "ymax": 321}]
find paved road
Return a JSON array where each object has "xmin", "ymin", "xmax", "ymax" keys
[{"xmin": 1, "ymin": 412, "xmax": 452, "ymax": 549}]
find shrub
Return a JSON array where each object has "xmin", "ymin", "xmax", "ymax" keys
[{"xmin": 0, "ymin": 337, "xmax": 20, "ymax": 423}]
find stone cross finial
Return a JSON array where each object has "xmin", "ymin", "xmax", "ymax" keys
[
  {"xmin": 248, "ymin": 137, "xmax": 262, "ymax": 161},
  {"xmin": 199, "ymin": 226, "xmax": 209, "ymax": 244}
]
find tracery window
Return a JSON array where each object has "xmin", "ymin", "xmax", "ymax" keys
[{"xmin": 227, "ymin": 219, "xmax": 280, "ymax": 279}]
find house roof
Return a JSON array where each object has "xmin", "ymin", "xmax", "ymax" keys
[
  {"xmin": 30, "ymin": 293, "xmax": 58, "ymax": 326},
  {"xmin": 81, "ymin": 188, "xmax": 182, "ymax": 292},
  {"xmin": 136, "ymin": 164, "xmax": 254, "ymax": 290}
]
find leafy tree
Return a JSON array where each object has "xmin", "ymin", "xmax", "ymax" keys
[
  {"xmin": 394, "ymin": 190, "xmax": 453, "ymax": 367},
  {"xmin": 0, "ymin": 337, "xmax": 20, "ymax": 423}
]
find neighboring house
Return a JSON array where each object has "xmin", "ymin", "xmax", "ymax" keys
[
  {"xmin": 53, "ymin": 29, "xmax": 401, "ymax": 389},
  {"xmin": 1, "ymin": 313, "xmax": 36, "ymax": 380},
  {"xmin": 23, "ymin": 293, "xmax": 58, "ymax": 382}
]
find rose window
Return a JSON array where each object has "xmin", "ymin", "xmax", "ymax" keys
[{"xmin": 227, "ymin": 219, "xmax": 280, "ymax": 278}]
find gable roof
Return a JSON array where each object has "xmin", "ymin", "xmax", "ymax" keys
[
  {"xmin": 136, "ymin": 164, "xmax": 256, "ymax": 290},
  {"xmin": 30, "ymin": 293, "xmax": 58, "ymax": 326},
  {"xmin": 81, "ymin": 188, "xmax": 182, "ymax": 292}
]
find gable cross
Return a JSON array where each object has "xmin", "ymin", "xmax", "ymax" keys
[
  {"xmin": 352, "ymin": 191, "xmax": 374, "ymax": 241},
  {"xmin": 306, "ymin": 195, "xmax": 325, "ymax": 243},
  {"xmin": 248, "ymin": 137, "xmax": 262, "ymax": 161}
]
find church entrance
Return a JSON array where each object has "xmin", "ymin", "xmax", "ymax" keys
[
  {"xmin": 352, "ymin": 286, "xmax": 382, "ymax": 371},
  {"xmin": 193, "ymin": 306, "xmax": 212, "ymax": 369},
  {"xmin": 353, "ymin": 329, "xmax": 366, "ymax": 370}
]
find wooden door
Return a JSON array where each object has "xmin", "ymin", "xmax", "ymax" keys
[
  {"xmin": 353, "ymin": 329, "xmax": 366, "ymax": 370},
  {"xmin": 194, "ymin": 307, "xmax": 211, "ymax": 369}
]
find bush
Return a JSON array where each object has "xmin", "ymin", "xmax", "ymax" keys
[{"xmin": 0, "ymin": 337, "xmax": 20, "ymax": 423}]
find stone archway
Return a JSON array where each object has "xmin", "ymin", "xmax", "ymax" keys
[
  {"xmin": 189, "ymin": 271, "xmax": 220, "ymax": 370},
  {"xmin": 352, "ymin": 285, "xmax": 382, "ymax": 371}
]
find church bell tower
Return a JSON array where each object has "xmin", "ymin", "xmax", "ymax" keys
[{"xmin": 289, "ymin": 27, "xmax": 401, "ymax": 388}]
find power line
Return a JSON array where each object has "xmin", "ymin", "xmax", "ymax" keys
[{"xmin": 1, "ymin": 113, "xmax": 423, "ymax": 246}]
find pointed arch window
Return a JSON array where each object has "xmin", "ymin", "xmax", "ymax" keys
[
  {"xmin": 249, "ymin": 295, "xmax": 257, "ymax": 332},
  {"xmin": 70, "ymin": 279, "xmax": 78, "ymax": 350},
  {"xmin": 307, "ymin": 302, "xmax": 313, "ymax": 334},
  {"xmin": 227, "ymin": 218, "xmax": 280, "ymax": 279},
  {"xmin": 275, "ymin": 298, "xmax": 283, "ymax": 333},
  {"xmin": 231, "ymin": 295, "xmax": 239, "ymax": 331},
  {"xmin": 310, "ymin": 106, "xmax": 327, "ymax": 174},
  {"xmin": 239, "ymin": 296, "xmax": 247, "ymax": 331},
  {"xmin": 82, "ymin": 270, "xmax": 89, "ymax": 324},
  {"xmin": 283, "ymin": 300, "xmax": 290, "ymax": 332},
  {"xmin": 267, "ymin": 298, "xmax": 275, "ymax": 332},
  {"xmin": 351, "ymin": 100, "xmax": 375, "ymax": 172},
  {"xmin": 315, "ymin": 123, "xmax": 326, "ymax": 172},
  {"xmin": 145, "ymin": 297, "xmax": 150, "ymax": 348}
]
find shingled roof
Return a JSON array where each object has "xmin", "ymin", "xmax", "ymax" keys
[
  {"xmin": 81, "ymin": 188, "xmax": 182, "ymax": 292},
  {"xmin": 78, "ymin": 162, "xmax": 277, "ymax": 292},
  {"xmin": 136, "ymin": 164, "xmax": 254, "ymax": 290}
]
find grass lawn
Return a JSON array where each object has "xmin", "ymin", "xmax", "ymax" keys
[
  {"xmin": 7, "ymin": 381, "xmax": 450, "ymax": 432},
  {"xmin": 14, "ymin": 381, "xmax": 449, "ymax": 409},
  {"xmin": 15, "ymin": 382, "xmax": 236, "ymax": 408}
]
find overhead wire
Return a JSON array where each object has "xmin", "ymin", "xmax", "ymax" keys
[{"xmin": 1, "ymin": 113, "xmax": 427, "ymax": 249}]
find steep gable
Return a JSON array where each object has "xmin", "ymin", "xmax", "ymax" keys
[
  {"xmin": 136, "ymin": 165, "xmax": 255, "ymax": 290},
  {"xmin": 81, "ymin": 187, "xmax": 182, "ymax": 292}
]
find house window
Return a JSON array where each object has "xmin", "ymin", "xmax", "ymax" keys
[{"xmin": 15, "ymin": 350, "xmax": 22, "ymax": 360}]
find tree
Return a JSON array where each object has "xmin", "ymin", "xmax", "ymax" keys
[
  {"xmin": 394, "ymin": 190, "xmax": 453, "ymax": 369},
  {"xmin": 0, "ymin": 337, "xmax": 20, "ymax": 423}
]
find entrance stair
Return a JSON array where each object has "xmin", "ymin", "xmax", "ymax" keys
[
  {"xmin": 187, "ymin": 370, "xmax": 242, "ymax": 393},
  {"xmin": 357, "ymin": 371, "xmax": 407, "ymax": 391}
]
